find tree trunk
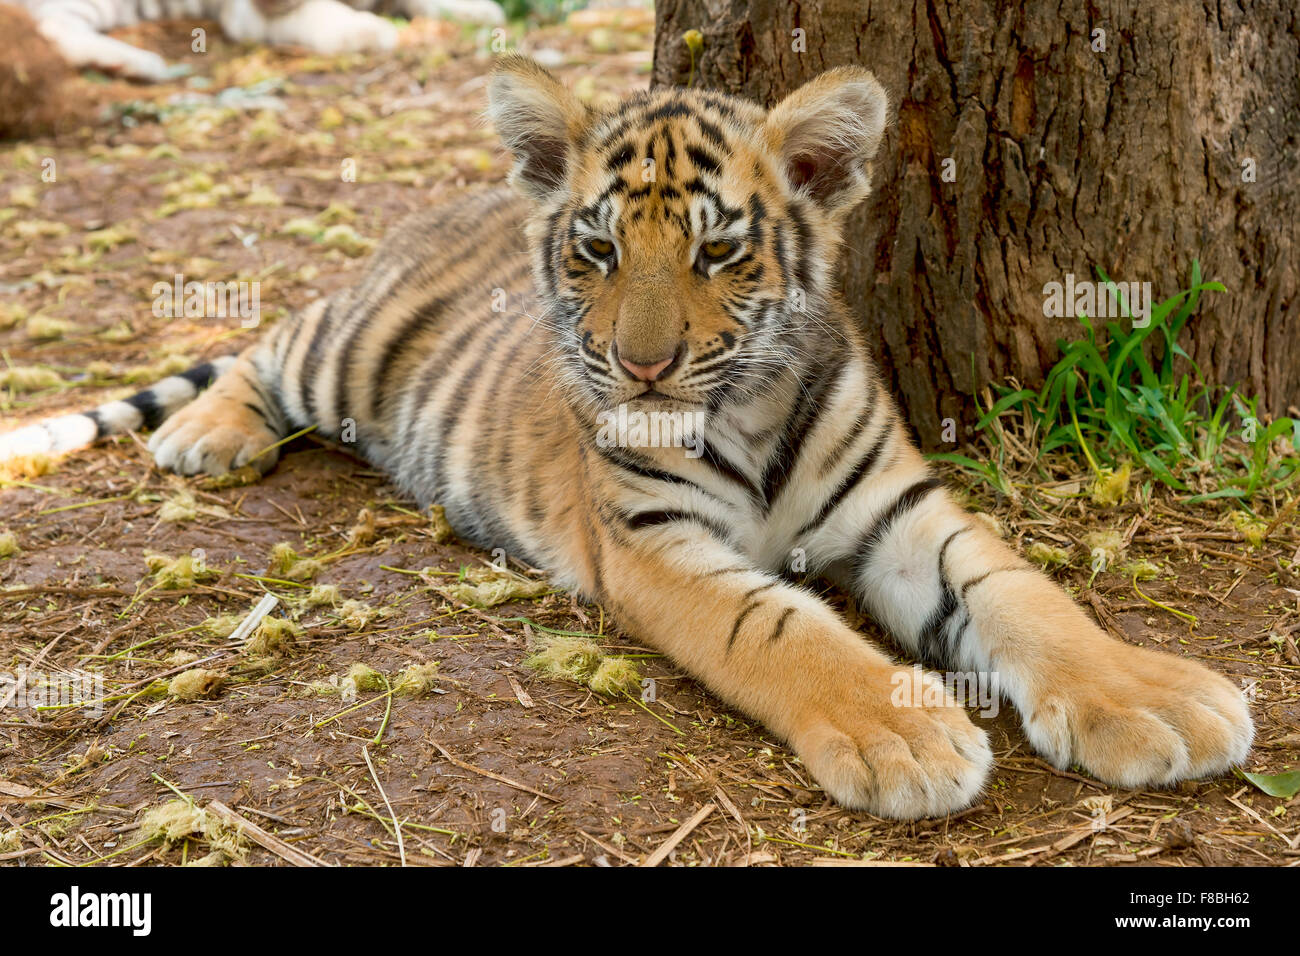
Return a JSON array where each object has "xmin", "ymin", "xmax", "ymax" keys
[{"xmin": 652, "ymin": 0, "xmax": 1299, "ymax": 448}]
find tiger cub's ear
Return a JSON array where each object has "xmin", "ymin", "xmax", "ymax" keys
[
  {"xmin": 487, "ymin": 54, "xmax": 593, "ymax": 202},
  {"xmin": 763, "ymin": 67, "xmax": 889, "ymax": 216}
]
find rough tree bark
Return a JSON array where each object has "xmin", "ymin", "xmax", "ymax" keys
[{"xmin": 653, "ymin": 0, "xmax": 1299, "ymax": 447}]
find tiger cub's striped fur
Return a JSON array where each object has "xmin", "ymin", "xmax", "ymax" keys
[
  {"xmin": 20, "ymin": 57, "xmax": 1254, "ymax": 817},
  {"xmin": 18, "ymin": 0, "xmax": 502, "ymax": 81}
]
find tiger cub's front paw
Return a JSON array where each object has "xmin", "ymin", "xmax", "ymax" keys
[
  {"xmin": 791, "ymin": 667, "xmax": 993, "ymax": 819},
  {"xmin": 1022, "ymin": 642, "xmax": 1253, "ymax": 788},
  {"xmin": 148, "ymin": 398, "xmax": 281, "ymax": 477}
]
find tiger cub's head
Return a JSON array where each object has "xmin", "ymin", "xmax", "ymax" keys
[{"xmin": 487, "ymin": 55, "xmax": 888, "ymax": 413}]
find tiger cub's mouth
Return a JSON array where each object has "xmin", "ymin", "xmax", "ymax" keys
[{"xmin": 629, "ymin": 388, "xmax": 674, "ymax": 403}]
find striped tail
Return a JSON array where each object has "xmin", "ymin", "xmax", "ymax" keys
[{"xmin": 0, "ymin": 356, "xmax": 237, "ymax": 462}]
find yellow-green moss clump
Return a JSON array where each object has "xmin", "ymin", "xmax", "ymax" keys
[
  {"xmin": 523, "ymin": 635, "xmax": 641, "ymax": 698},
  {"xmin": 25, "ymin": 315, "xmax": 77, "ymax": 341},
  {"xmin": 198, "ymin": 465, "xmax": 262, "ymax": 490},
  {"xmin": 392, "ymin": 662, "xmax": 441, "ymax": 697},
  {"xmin": 346, "ymin": 662, "xmax": 385, "ymax": 693},
  {"xmin": 145, "ymin": 552, "xmax": 219, "ymax": 589},
  {"xmin": 202, "ymin": 614, "xmax": 243, "ymax": 638},
  {"xmin": 302, "ymin": 584, "xmax": 342, "ymax": 608},
  {"xmin": 165, "ymin": 649, "xmax": 200, "ymax": 668},
  {"xmin": 0, "ymin": 365, "xmax": 61, "ymax": 392},
  {"xmin": 158, "ymin": 490, "xmax": 199, "ymax": 522},
  {"xmin": 1119, "ymin": 559, "xmax": 1161, "ymax": 581},
  {"xmin": 0, "ymin": 451, "xmax": 56, "ymax": 482},
  {"xmin": 168, "ymin": 668, "xmax": 225, "ymax": 699},
  {"xmin": 1081, "ymin": 530, "xmax": 1126, "ymax": 569},
  {"xmin": 268, "ymin": 542, "xmax": 324, "ymax": 582},
  {"xmin": 0, "ymin": 531, "xmax": 19, "ymax": 559},
  {"xmin": 428, "ymin": 504, "xmax": 454, "ymax": 544},
  {"xmin": 138, "ymin": 800, "xmax": 245, "ymax": 861},
  {"xmin": 305, "ymin": 662, "xmax": 388, "ymax": 697},
  {"xmin": 337, "ymin": 599, "xmax": 380, "ymax": 631},
  {"xmin": 345, "ymin": 508, "xmax": 376, "ymax": 547},
  {"xmin": 243, "ymin": 617, "xmax": 302, "ymax": 657},
  {"xmin": 1025, "ymin": 541, "xmax": 1071, "ymax": 569},
  {"xmin": 1230, "ymin": 510, "xmax": 1269, "ymax": 548},
  {"xmin": 587, "ymin": 657, "xmax": 642, "ymax": 697},
  {"xmin": 525, "ymin": 636, "xmax": 602, "ymax": 683},
  {"xmin": 123, "ymin": 353, "xmax": 191, "ymax": 385},
  {"xmin": 1089, "ymin": 462, "xmax": 1132, "ymax": 507},
  {"xmin": 437, "ymin": 565, "xmax": 549, "ymax": 608}
]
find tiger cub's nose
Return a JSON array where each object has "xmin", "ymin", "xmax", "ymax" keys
[{"xmin": 615, "ymin": 343, "xmax": 682, "ymax": 382}]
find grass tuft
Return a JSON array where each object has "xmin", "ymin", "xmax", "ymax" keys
[
  {"xmin": 167, "ymin": 668, "xmax": 226, "ymax": 699},
  {"xmin": 932, "ymin": 262, "xmax": 1299, "ymax": 510}
]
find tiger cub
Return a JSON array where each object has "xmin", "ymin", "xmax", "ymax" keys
[
  {"xmin": 5, "ymin": 56, "xmax": 1253, "ymax": 818},
  {"xmin": 19, "ymin": 0, "xmax": 503, "ymax": 81}
]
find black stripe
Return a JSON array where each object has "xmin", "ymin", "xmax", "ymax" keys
[
  {"xmin": 960, "ymin": 566, "xmax": 1024, "ymax": 598},
  {"xmin": 697, "ymin": 441, "xmax": 761, "ymax": 501},
  {"xmin": 465, "ymin": 326, "xmax": 535, "ymax": 522},
  {"xmin": 398, "ymin": 312, "xmax": 501, "ymax": 450},
  {"xmin": 788, "ymin": 203, "xmax": 814, "ymax": 292},
  {"xmin": 796, "ymin": 421, "xmax": 892, "ymax": 538},
  {"xmin": 123, "ymin": 391, "xmax": 164, "ymax": 430},
  {"xmin": 369, "ymin": 247, "xmax": 525, "ymax": 418},
  {"xmin": 818, "ymin": 380, "xmax": 878, "ymax": 478},
  {"xmin": 852, "ymin": 476, "xmax": 946, "ymax": 578},
  {"xmin": 726, "ymin": 600, "xmax": 760, "ymax": 654},
  {"xmin": 642, "ymin": 101, "xmax": 697, "ymax": 123},
  {"xmin": 623, "ymin": 509, "xmax": 730, "ymax": 542},
  {"xmin": 761, "ymin": 353, "xmax": 845, "ymax": 507},
  {"xmin": 594, "ymin": 442, "xmax": 711, "ymax": 496},
  {"xmin": 773, "ymin": 221, "xmax": 791, "ymax": 288},
  {"xmin": 366, "ymin": 295, "xmax": 446, "ymax": 412},
  {"xmin": 695, "ymin": 116, "xmax": 728, "ymax": 150},
  {"xmin": 702, "ymin": 565, "xmax": 751, "ymax": 578},
  {"xmin": 768, "ymin": 607, "xmax": 795, "ymax": 643},
  {"xmin": 604, "ymin": 142, "xmax": 634, "ymax": 171},
  {"xmin": 299, "ymin": 295, "xmax": 344, "ymax": 424},
  {"xmin": 746, "ymin": 194, "xmax": 767, "ymax": 244},
  {"xmin": 355, "ymin": 240, "xmax": 520, "ymax": 422},
  {"xmin": 540, "ymin": 207, "xmax": 566, "ymax": 298},
  {"xmin": 85, "ymin": 409, "xmax": 106, "ymax": 439},
  {"xmin": 176, "ymin": 361, "xmax": 221, "ymax": 391},
  {"xmin": 424, "ymin": 319, "xmax": 514, "ymax": 496},
  {"xmin": 277, "ymin": 298, "xmax": 314, "ymax": 366},
  {"xmin": 916, "ymin": 529, "xmax": 968, "ymax": 664},
  {"xmin": 686, "ymin": 144, "xmax": 721, "ymax": 175}
]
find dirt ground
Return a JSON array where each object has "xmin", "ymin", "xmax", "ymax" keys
[{"xmin": 1, "ymin": 10, "xmax": 1298, "ymax": 867}]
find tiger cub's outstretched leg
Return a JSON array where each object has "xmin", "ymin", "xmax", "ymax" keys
[
  {"xmin": 821, "ymin": 441, "xmax": 1253, "ymax": 788},
  {"xmin": 148, "ymin": 342, "xmax": 289, "ymax": 476},
  {"xmin": 591, "ymin": 518, "xmax": 994, "ymax": 818}
]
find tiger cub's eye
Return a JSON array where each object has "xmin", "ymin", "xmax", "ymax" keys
[
  {"xmin": 585, "ymin": 238, "xmax": 615, "ymax": 258},
  {"xmin": 701, "ymin": 239, "xmax": 736, "ymax": 260}
]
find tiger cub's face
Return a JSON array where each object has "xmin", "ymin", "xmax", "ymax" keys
[{"xmin": 488, "ymin": 57, "xmax": 888, "ymax": 414}]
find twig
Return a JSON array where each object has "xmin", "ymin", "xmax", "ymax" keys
[
  {"xmin": 205, "ymin": 800, "xmax": 327, "ymax": 867},
  {"xmin": 641, "ymin": 802, "xmax": 715, "ymax": 867},
  {"xmin": 362, "ymin": 746, "xmax": 405, "ymax": 867},
  {"xmin": 426, "ymin": 738, "xmax": 557, "ymax": 802}
]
